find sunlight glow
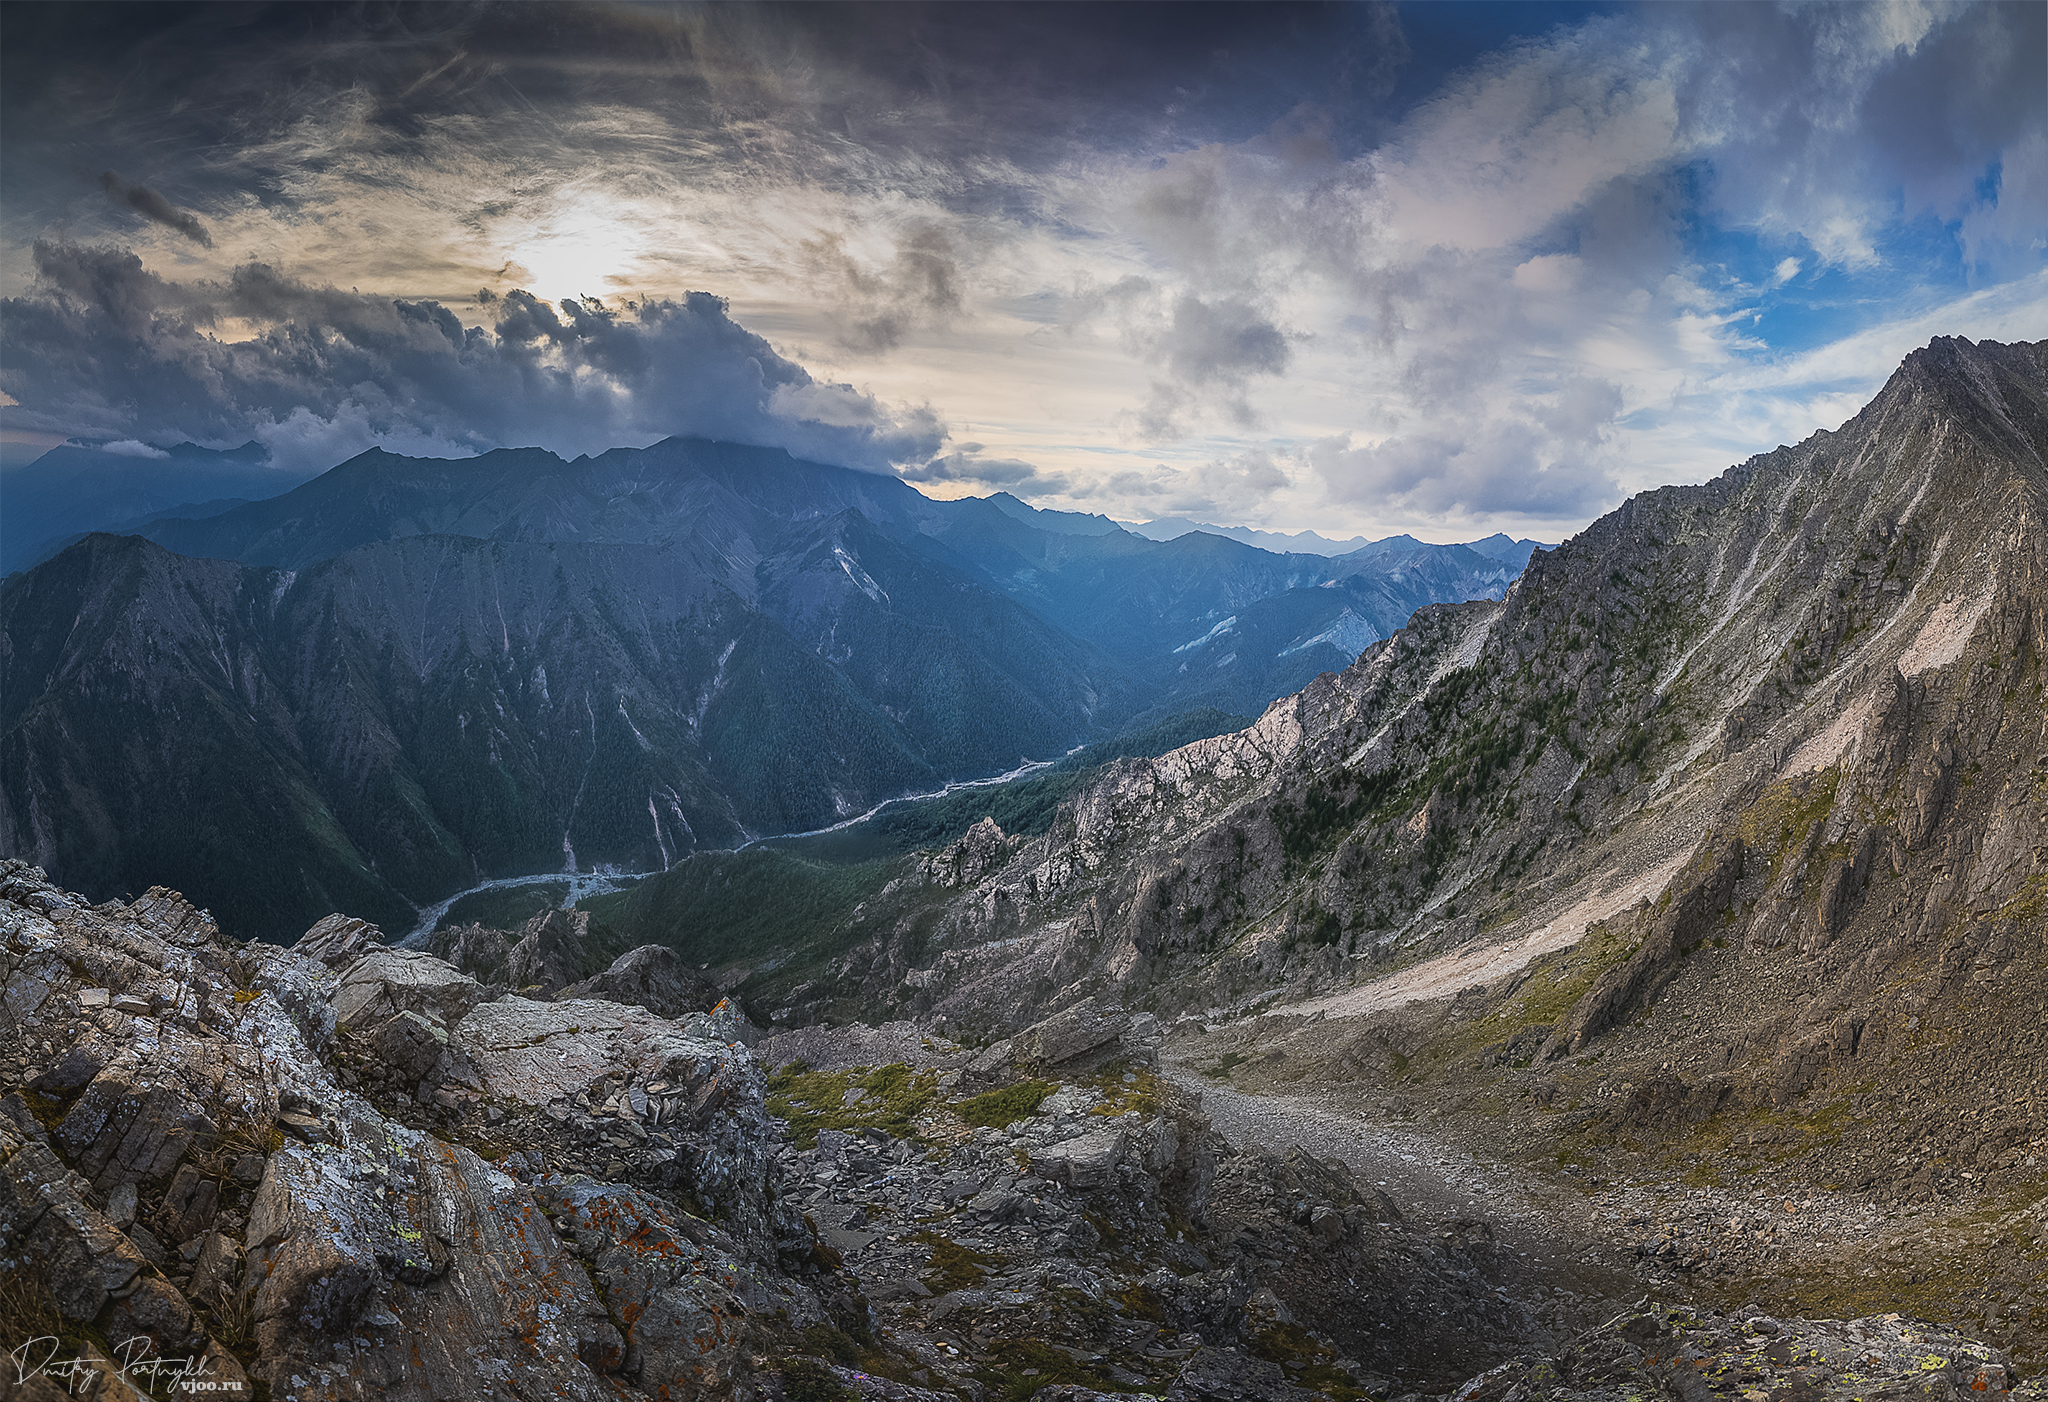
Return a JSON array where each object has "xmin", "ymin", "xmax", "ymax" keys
[{"xmin": 505, "ymin": 203, "xmax": 650, "ymax": 304}]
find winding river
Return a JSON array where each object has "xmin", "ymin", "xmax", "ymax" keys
[{"xmin": 397, "ymin": 748, "xmax": 1078, "ymax": 948}]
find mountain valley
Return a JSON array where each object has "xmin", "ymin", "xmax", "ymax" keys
[
  {"xmin": 582, "ymin": 337, "xmax": 2048, "ymax": 1370},
  {"xmin": 2, "ymin": 437, "xmax": 1526, "ymax": 940},
  {"xmin": 1, "ymin": 337, "xmax": 2043, "ymax": 1402}
]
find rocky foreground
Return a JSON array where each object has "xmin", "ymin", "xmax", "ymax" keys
[{"xmin": 0, "ymin": 862, "xmax": 2037, "ymax": 1401}]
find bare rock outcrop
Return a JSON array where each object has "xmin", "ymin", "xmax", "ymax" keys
[
  {"xmin": 560, "ymin": 942, "xmax": 722, "ymax": 1019},
  {"xmin": 506, "ymin": 907, "xmax": 612, "ymax": 995},
  {"xmin": 427, "ymin": 920, "xmax": 515, "ymax": 984},
  {"xmin": 0, "ymin": 861, "xmax": 851, "ymax": 1401},
  {"xmin": 292, "ymin": 912, "xmax": 384, "ymax": 967}
]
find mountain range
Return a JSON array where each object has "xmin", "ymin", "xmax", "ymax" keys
[
  {"xmin": 1124, "ymin": 514, "xmax": 1546, "ymax": 564},
  {"xmin": 782, "ymin": 336, "xmax": 2047, "ymax": 1042},
  {"xmin": 0, "ymin": 435, "xmax": 1528, "ymax": 940}
]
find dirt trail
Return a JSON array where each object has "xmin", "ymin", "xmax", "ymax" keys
[{"xmin": 1166, "ymin": 1063, "xmax": 1640, "ymax": 1337}]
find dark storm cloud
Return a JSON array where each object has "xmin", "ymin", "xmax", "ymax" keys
[
  {"xmin": 1149, "ymin": 293, "xmax": 1292, "ymax": 433},
  {"xmin": 2, "ymin": 2, "xmax": 2040, "ymax": 532},
  {"xmin": 0, "ymin": 241, "xmax": 941, "ymax": 473},
  {"xmin": 98, "ymin": 172, "xmax": 212, "ymax": 248},
  {"xmin": 900, "ymin": 443, "xmax": 1071, "ymax": 495}
]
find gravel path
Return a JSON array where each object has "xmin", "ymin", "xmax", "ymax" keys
[{"xmin": 1167, "ymin": 1064, "xmax": 1640, "ymax": 1329}]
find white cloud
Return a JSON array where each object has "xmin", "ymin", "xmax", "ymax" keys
[{"xmin": 96, "ymin": 438, "xmax": 169, "ymax": 459}]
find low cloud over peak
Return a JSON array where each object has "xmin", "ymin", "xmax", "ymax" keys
[{"xmin": 2, "ymin": 242, "xmax": 942, "ymax": 475}]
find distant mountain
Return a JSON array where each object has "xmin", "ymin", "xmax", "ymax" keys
[
  {"xmin": 1123, "ymin": 516, "xmax": 1362, "ymax": 553},
  {"xmin": 136, "ymin": 436, "xmax": 1529, "ymax": 720},
  {"xmin": 0, "ymin": 522, "xmax": 1127, "ymax": 940},
  {"xmin": 936, "ymin": 525, "xmax": 1524, "ymax": 718},
  {"xmin": 0, "ymin": 440, "xmax": 315, "ymax": 572},
  {"xmin": 3, "ymin": 436, "xmax": 1535, "ymax": 937},
  {"xmin": 136, "ymin": 437, "xmax": 946, "ymax": 572},
  {"xmin": 981, "ymin": 492, "xmax": 1125, "ymax": 536},
  {"xmin": 1125, "ymin": 515, "xmax": 1549, "ymax": 566}
]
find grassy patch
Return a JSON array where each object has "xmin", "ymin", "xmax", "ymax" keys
[
  {"xmin": 772, "ymin": 1357, "xmax": 856, "ymax": 1402},
  {"xmin": 1681, "ymin": 1096, "xmax": 1854, "ymax": 1165},
  {"xmin": 955, "ymin": 1079, "xmax": 1056, "ymax": 1129},
  {"xmin": 1734, "ymin": 768, "xmax": 1840, "ymax": 879},
  {"xmin": 1087, "ymin": 1063, "xmax": 1160, "ymax": 1117},
  {"xmin": 915, "ymin": 1232, "xmax": 1004, "ymax": 1294},
  {"xmin": 1202, "ymin": 1051, "xmax": 1246, "ymax": 1079},
  {"xmin": 1991, "ymin": 873, "xmax": 2048, "ymax": 924},
  {"xmin": 977, "ymin": 1337, "xmax": 1144, "ymax": 1402},
  {"xmin": 583, "ymin": 849, "xmax": 899, "ymax": 997},
  {"xmin": 766, "ymin": 1062, "xmax": 941, "ymax": 1148},
  {"xmin": 1250, "ymin": 1324, "xmax": 1368, "ymax": 1399},
  {"xmin": 1422, "ymin": 917, "xmax": 1634, "ymax": 1068}
]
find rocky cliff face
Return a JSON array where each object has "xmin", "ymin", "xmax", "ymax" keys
[{"xmin": 0, "ymin": 862, "xmax": 854, "ymax": 1400}]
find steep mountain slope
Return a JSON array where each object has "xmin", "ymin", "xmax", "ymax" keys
[
  {"xmin": 791, "ymin": 337, "xmax": 2047, "ymax": 1180},
  {"xmin": 0, "ymin": 524, "xmax": 1125, "ymax": 940}
]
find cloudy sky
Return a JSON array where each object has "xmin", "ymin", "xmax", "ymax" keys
[{"xmin": 2, "ymin": 2, "xmax": 2042, "ymax": 541}]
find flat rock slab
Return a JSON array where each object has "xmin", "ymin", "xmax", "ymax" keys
[
  {"xmin": 332, "ymin": 947, "xmax": 482, "ymax": 1031},
  {"xmin": 452, "ymin": 997, "xmax": 743, "ymax": 1106}
]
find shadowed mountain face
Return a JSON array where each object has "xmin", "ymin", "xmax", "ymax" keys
[
  {"xmin": 0, "ymin": 439, "xmax": 315, "ymax": 571},
  {"xmin": 0, "ymin": 523, "xmax": 1125, "ymax": 940},
  {"xmin": 134, "ymin": 435, "xmax": 1525, "ymax": 717},
  {"xmin": 0, "ymin": 437, "xmax": 1528, "ymax": 939}
]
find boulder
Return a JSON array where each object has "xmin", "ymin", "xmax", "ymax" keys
[
  {"xmin": 188, "ymin": 1229, "xmax": 245, "ymax": 1308},
  {"xmin": 331, "ymin": 947, "xmax": 483, "ymax": 1032},
  {"xmin": 506, "ymin": 908, "xmax": 612, "ymax": 995},
  {"xmin": 102, "ymin": 1274, "xmax": 205, "ymax": 1359},
  {"xmin": 451, "ymin": 996, "xmax": 773, "ymax": 1228},
  {"xmin": 1028, "ymin": 1127, "xmax": 1129, "ymax": 1191},
  {"xmin": 968, "ymin": 997, "xmax": 1131, "ymax": 1083},
  {"xmin": 292, "ymin": 912, "xmax": 384, "ymax": 968},
  {"xmin": 560, "ymin": 943, "xmax": 720, "ymax": 1019},
  {"xmin": 427, "ymin": 921, "xmax": 515, "ymax": 984},
  {"xmin": 538, "ymin": 1177, "xmax": 832, "ymax": 1397},
  {"xmin": 1167, "ymin": 1347, "xmax": 1325, "ymax": 1402},
  {"xmin": 362, "ymin": 1009, "xmax": 454, "ymax": 1085},
  {"xmin": 244, "ymin": 1135, "xmax": 626, "ymax": 1400}
]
